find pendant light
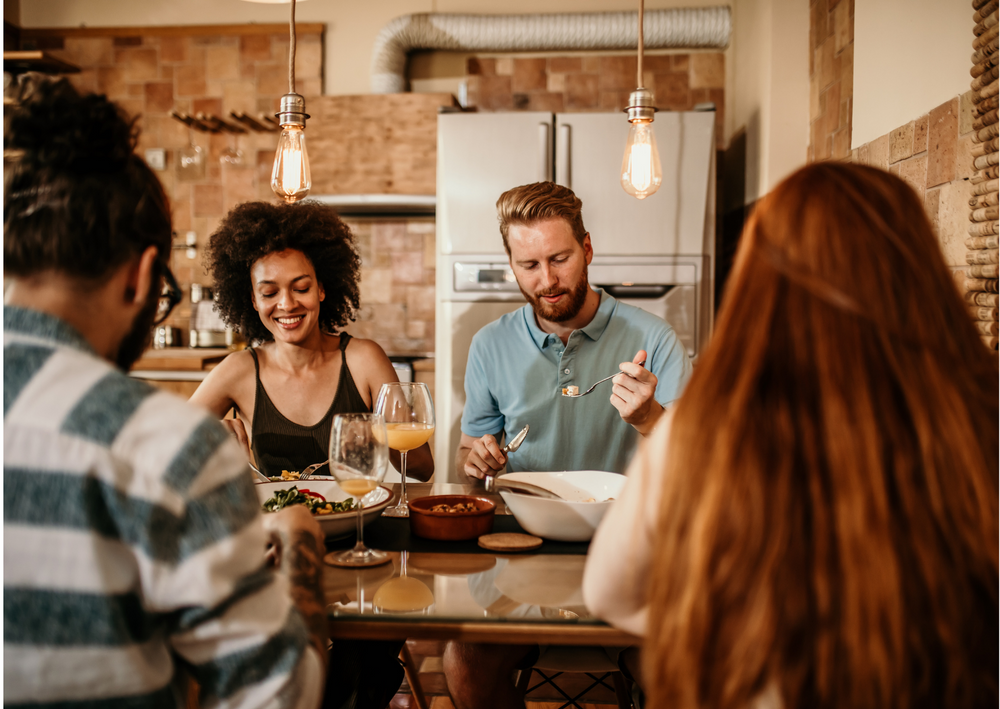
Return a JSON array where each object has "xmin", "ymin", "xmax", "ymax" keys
[
  {"xmin": 271, "ymin": 0, "xmax": 311, "ymax": 203},
  {"xmin": 621, "ymin": 0, "xmax": 662, "ymax": 200}
]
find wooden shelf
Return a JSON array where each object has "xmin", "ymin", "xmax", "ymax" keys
[
  {"xmin": 3, "ymin": 50, "xmax": 81, "ymax": 75},
  {"xmin": 134, "ymin": 347, "xmax": 231, "ymax": 371}
]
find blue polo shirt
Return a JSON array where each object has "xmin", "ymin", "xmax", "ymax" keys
[{"xmin": 461, "ymin": 289, "xmax": 692, "ymax": 474}]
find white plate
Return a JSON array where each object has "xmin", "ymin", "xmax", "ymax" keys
[
  {"xmin": 255, "ymin": 480, "xmax": 392, "ymax": 540},
  {"xmin": 498, "ymin": 471, "xmax": 626, "ymax": 542}
]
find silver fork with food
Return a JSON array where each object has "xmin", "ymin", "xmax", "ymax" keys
[{"xmin": 561, "ymin": 359, "xmax": 646, "ymax": 397}]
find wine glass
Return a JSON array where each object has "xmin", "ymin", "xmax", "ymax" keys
[
  {"xmin": 375, "ymin": 382, "xmax": 435, "ymax": 518},
  {"xmin": 177, "ymin": 129, "xmax": 205, "ymax": 181},
  {"xmin": 326, "ymin": 413, "xmax": 390, "ymax": 567}
]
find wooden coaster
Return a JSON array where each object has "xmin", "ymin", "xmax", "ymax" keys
[
  {"xmin": 324, "ymin": 550, "xmax": 393, "ymax": 568},
  {"xmin": 477, "ymin": 532, "xmax": 543, "ymax": 552}
]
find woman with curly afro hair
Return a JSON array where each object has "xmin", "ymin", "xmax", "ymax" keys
[{"xmin": 191, "ymin": 200, "xmax": 433, "ymax": 483}]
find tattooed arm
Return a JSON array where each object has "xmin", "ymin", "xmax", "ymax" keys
[{"xmin": 263, "ymin": 505, "xmax": 330, "ymax": 664}]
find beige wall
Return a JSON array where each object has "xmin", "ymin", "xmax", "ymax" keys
[
  {"xmin": 853, "ymin": 0, "xmax": 973, "ymax": 147},
  {"xmin": 21, "ymin": 0, "xmax": 731, "ymax": 97},
  {"xmin": 728, "ymin": 0, "xmax": 809, "ymax": 204}
]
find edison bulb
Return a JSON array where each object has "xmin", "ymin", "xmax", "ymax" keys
[
  {"xmin": 271, "ymin": 125, "xmax": 311, "ymax": 203},
  {"xmin": 620, "ymin": 120, "xmax": 663, "ymax": 199}
]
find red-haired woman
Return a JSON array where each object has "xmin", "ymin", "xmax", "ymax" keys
[{"xmin": 584, "ymin": 162, "xmax": 998, "ymax": 709}]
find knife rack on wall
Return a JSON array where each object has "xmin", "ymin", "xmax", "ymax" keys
[{"xmin": 169, "ymin": 110, "xmax": 279, "ymax": 134}]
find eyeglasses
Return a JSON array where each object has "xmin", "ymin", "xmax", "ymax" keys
[{"xmin": 154, "ymin": 265, "xmax": 182, "ymax": 326}]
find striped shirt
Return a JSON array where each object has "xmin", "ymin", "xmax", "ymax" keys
[{"xmin": 3, "ymin": 306, "xmax": 324, "ymax": 709}]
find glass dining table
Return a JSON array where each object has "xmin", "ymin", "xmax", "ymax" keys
[{"xmin": 321, "ymin": 482, "xmax": 638, "ymax": 646}]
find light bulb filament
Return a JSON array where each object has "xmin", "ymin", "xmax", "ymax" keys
[
  {"xmin": 620, "ymin": 119, "xmax": 662, "ymax": 200},
  {"xmin": 271, "ymin": 124, "xmax": 311, "ymax": 203}
]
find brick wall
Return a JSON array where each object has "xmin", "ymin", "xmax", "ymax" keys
[
  {"xmin": 466, "ymin": 52, "xmax": 726, "ymax": 148},
  {"xmin": 20, "ymin": 26, "xmax": 442, "ymax": 355},
  {"xmin": 851, "ymin": 93, "xmax": 980, "ymax": 282},
  {"xmin": 808, "ymin": 2, "xmax": 986, "ymax": 319},
  {"xmin": 343, "ymin": 218, "xmax": 436, "ymax": 356},
  {"xmin": 21, "ymin": 27, "xmax": 322, "ymax": 340},
  {"xmin": 809, "ymin": 0, "xmax": 855, "ymax": 161}
]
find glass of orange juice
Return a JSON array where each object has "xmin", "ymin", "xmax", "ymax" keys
[
  {"xmin": 326, "ymin": 413, "xmax": 389, "ymax": 567},
  {"xmin": 375, "ymin": 382, "xmax": 435, "ymax": 518}
]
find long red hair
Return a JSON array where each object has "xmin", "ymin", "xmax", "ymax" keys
[{"xmin": 644, "ymin": 163, "xmax": 998, "ymax": 709}]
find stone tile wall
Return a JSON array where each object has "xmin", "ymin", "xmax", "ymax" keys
[
  {"xmin": 21, "ymin": 27, "xmax": 323, "ymax": 341},
  {"xmin": 466, "ymin": 52, "xmax": 726, "ymax": 148},
  {"xmin": 20, "ymin": 27, "xmax": 441, "ymax": 355},
  {"xmin": 343, "ymin": 218, "xmax": 437, "ymax": 356},
  {"xmin": 851, "ymin": 92, "xmax": 981, "ymax": 298},
  {"xmin": 809, "ymin": 0, "xmax": 854, "ymax": 161}
]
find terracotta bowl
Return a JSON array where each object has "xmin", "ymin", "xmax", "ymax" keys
[{"xmin": 408, "ymin": 495, "xmax": 496, "ymax": 541}]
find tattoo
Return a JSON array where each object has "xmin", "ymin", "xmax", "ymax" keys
[{"xmin": 281, "ymin": 529, "xmax": 329, "ymax": 663}]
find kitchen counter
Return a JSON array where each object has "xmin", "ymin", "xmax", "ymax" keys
[
  {"xmin": 131, "ymin": 347, "xmax": 233, "ymax": 396},
  {"xmin": 133, "ymin": 347, "xmax": 232, "ymax": 372},
  {"xmin": 131, "ymin": 347, "xmax": 434, "ymax": 397}
]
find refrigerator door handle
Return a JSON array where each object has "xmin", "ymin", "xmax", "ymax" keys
[
  {"xmin": 556, "ymin": 123, "xmax": 571, "ymax": 188},
  {"xmin": 538, "ymin": 122, "xmax": 552, "ymax": 182}
]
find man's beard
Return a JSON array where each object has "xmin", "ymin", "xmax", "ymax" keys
[
  {"xmin": 520, "ymin": 264, "xmax": 591, "ymax": 323},
  {"xmin": 116, "ymin": 282, "xmax": 159, "ymax": 371}
]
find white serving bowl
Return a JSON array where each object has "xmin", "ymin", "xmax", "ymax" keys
[
  {"xmin": 498, "ymin": 471, "xmax": 626, "ymax": 542},
  {"xmin": 255, "ymin": 480, "xmax": 392, "ymax": 540}
]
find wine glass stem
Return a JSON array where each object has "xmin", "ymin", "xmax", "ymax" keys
[
  {"xmin": 399, "ymin": 450, "xmax": 408, "ymax": 508},
  {"xmin": 353, "ymin": 501, "xmax": 365, "ymax": 553}
]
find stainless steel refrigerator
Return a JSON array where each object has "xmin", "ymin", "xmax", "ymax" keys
[{"xmin": 434, "ymin": 110, "xmax": 717, "ymax": 481}]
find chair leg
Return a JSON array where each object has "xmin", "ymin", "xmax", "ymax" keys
[
  {"xmin": 611, "ymin": 671, "xmax": 633, "ymax": 709},
  {"xmin": 515, "ymin": 667, "xmax": 533, "ymax": 695},
  {"xmin": 399, "ymin": 643, "xmax": 428, "ymax": 709}
]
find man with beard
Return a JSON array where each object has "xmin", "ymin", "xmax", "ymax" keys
[
  {"xmin": 457, "ymin": 181, "xmax": 692, "ymax": 481},
  {"xmin": 4, "ymin": 79, "xmax": 327, "ymax": 708},
  {"xmin": 445, "ymin": 182, "xmax": 692, "ymax": 709}
]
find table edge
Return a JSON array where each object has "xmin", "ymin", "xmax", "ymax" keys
[{"xmin": 328, "ymin": 618, "xmax": 640, "ymax": 646}]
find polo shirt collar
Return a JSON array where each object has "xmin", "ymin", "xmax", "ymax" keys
[
  {"xmin": 4, "ymin": 305, "xmax": 96, "ymax": 355},
  {"xmin": 522, "ymin": 287, "xmax": 616, "ymax": 349}
]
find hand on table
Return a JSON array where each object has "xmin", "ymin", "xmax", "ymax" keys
[
  {"xmin": 463, "ymin": 434, "xmax": 507, "ymax": 480},
  {"xmin": 220, "ymin": 416, "xmax": 252, "ymax": 461},
  {"xmin": 611, "ymin": 349, "xmax": 663, "ymax": 435},
  {"xmin": 262, "ymin": 505, "xmax": 324, "ymax": 568}
]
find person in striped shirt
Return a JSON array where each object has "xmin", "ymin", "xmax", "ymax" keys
[{"xmin": 4, "ymin": 77, "xmax": 327, "ymax": 708}]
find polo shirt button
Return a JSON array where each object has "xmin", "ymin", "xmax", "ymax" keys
[{"xmin": 563, "ymin": 368, "xmax": 571, "ymax": 374}]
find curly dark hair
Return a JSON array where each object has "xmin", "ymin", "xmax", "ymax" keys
[
  {"xmin": 206, "ymin": 200, "xmax": 361, "ymax": 342},
  {"xmin": 4, "ymin": 77, "xmax": 172, "ymax": 280}
]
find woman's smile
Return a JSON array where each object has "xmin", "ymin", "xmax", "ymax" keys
[{"xmin": 275, "ymin": 314, "xmax": 305, "ymax": 328}]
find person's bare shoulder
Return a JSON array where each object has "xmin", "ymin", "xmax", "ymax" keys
[
  {"xmin": 341, "ymin": 335, "xmax": 397, "ymax": 402},
  {"xmin": 212, "ymin": 348, "xmax": 257, "ymax": 381},
  {"xmin": 191, "ymin": 348, "xmax": 258, "ymax": 416}
]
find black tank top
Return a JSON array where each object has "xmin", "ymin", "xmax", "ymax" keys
[{"xmin": 249, "ymin": 332, "xmax": 370, "ymax": 477}]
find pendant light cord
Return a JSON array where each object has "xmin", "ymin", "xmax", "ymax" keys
[
  {"xmin": 637, "ymin": 0, "xmax": 644, "ymax": 88},
  {"xmin": 288, "ymin": 0, "xmax": 297, "ymax": 94}
]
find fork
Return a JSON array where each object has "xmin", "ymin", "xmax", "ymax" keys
[
  {"xmin": 250, "ymin": 460, "xmax": 327, "ymax": 482},
  {"xmin": 483, "ymin": 424, "xmax": 529, "ymax": 493},
  {"xmin": 561, "ymin": 359, "xmax": 645, "ymax": 398},
  {"xmin": 298, "ymin": 461, "xmax": 327, "ymax": 480}
]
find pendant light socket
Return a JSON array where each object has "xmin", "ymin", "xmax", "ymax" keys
[
  {"xmin": 276, "ymin": 92, "xmax": 309, "ymax": 128},
  {"xmin": 624, "ymin": 88, "xmax": 657, "ymax": 124}
]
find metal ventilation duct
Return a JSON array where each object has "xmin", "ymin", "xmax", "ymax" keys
[{"xmin": 370, "ymin": 8, "xmax": 733, "ymax": 94}]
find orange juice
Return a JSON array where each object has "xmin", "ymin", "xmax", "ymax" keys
[
  {"xmin": 385, "ymin": 422, "xmax": 434, "ymax": 451},
  {"xmin": 373, "ymin": 576, "xmax": 435, "ymax": 612},
  {"xmin": 339, "ymin": 479, "xmax": 379, "ymax": 498}
]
